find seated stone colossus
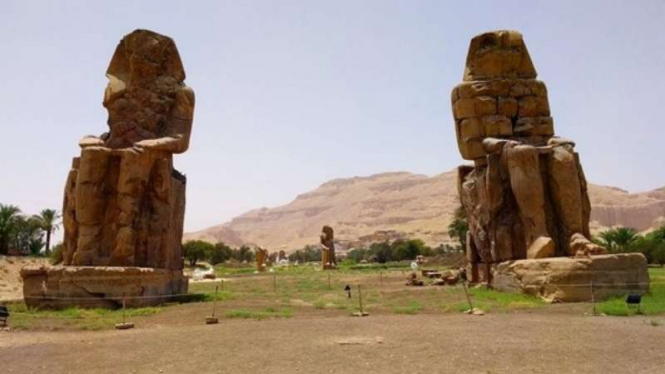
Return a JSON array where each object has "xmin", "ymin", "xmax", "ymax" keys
[
  {"xmin": 451, "ymin": 30, "xmax": 606, "ymax": 283},
  {"xmin": 21, "ymin": 29, "xmax": 193, "ymax": 309},
  {"xmin": 62, "ymin": 29, "xmax": 194, "ymax": 269}
]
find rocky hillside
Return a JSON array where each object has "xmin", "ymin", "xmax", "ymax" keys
[{"xmin": 185, "ymin": 170, "xmax": 665, "ymax": 252}]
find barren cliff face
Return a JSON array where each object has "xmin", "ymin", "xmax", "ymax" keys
[{"xmin": 185, "ymin": 171, "xmax": 665, "ymax": 252}]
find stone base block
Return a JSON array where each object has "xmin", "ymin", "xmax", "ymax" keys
[
  {"xmin": 21, "ymin": 266, "xmax": 189, "ymax": 309},
  {"xmin": 493, "ymin": 253, "xmax": 649, "ymax": 302}
]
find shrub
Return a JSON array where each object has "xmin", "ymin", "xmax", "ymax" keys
[{"xmin": 50, "ymin": 243, "xmax": 64, "ymax": 265}]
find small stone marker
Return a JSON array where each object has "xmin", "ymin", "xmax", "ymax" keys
[
  {"xmin": 352, "ymin": 284, "xmax": 369, "ymax": 317},
  {"xmin": 115, "ymin": 295, "xmax": 135, "ymax": 330},
  {"xmin": 206, "ymin": 285, "xmax": 220, "ymax": 324}
]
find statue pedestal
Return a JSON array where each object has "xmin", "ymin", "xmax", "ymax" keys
[
  {"xmin": 21, "ymin": 266, "xmax": 188, "ymax": 309},
  {"xmin": 493, "ymin": 254, "xmax": 650, "ymax": 302}
]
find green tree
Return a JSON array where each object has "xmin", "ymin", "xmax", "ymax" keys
[
  {"xmin": 209, "ymin": 242, "xmax": 233, "ymax": 265},
  {"xmin": 0, "ymin": 204, "xmax": 21, "ymax": 255},
  {"xmin": 598, "ymin": 227, "xmax": 639, "ymax": 252},
  {"xmin": 347, "ymin": 247, "xmax": 369, "ymax": 263},
  {"xmin": 369, "ymin": 241, "xmax": 392, "ymax": 263},
  {"xmin": 652, "ymin": 245, "xmax": 665, "ymax": 266},
  {"xmin": 627, "ymin": 225, "xmax": 665, "ymax": 264},
  {"xmin": 448, "ymin": 205, "xmax": 469, "ymax": 251},
  {"xmin": 183, "ymin": 240, "xmax": 214, "ymax": 266},
  {"xmin": 391, "ymin": 239, "xmax": 426, "ymax": 261},
  {"xmin": 33, "ymin": 209, "xmax": 61, "ymax": 255}
]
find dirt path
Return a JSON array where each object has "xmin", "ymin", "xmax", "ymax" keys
[{"xmin": 2, "ymin": 313, "xmax": 664, "ymax": 374}]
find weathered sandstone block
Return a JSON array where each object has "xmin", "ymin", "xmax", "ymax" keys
[
  {"xmin": 21, "ymin": 266, "xmax": 188, "ymax": 309},
  {"xmin": 493, "ymin": 254, "xmax": 649, "ymax": 302}
]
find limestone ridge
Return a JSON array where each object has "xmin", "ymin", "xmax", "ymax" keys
[{"xmin": 185, "ymin": 170, "xmax": 665, "ymax": 252}]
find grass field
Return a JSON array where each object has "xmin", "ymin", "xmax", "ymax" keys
[
  {"xmin": 5, "ymin": 264, "xmax": 664, "ymax": 330},
  {"xmin": 597, "ymin": 267, "xmax": 665, "ymax": 316}
]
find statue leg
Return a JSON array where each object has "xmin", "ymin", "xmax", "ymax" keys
[
  {"xmin": 548, "ymin": 145, "xmax": 606, "ymax": 256},
  {"xmin": 145, "ymin": 156, "xmax": 173, "ymax": 268},
  {"xmin": 466, "ymin": 231, "xmax": 480, "ymax": 284},
  {"xmin": 110, "ymin": 151, "xmax": 154, "ymax": 266},
  {"xmin": 72, "ymin": 147, "xmax": 112, "ymax": 266},
  {"xmin": 505, "ymin": 145, "xmax": 554, "ymax": 258}
]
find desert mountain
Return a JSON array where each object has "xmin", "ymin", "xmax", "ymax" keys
[{"xmin": 185, "ymin": 170, "xmax": 665, "ymax": 252}]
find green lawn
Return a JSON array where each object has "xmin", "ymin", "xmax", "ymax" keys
[{"xmin": 597, "ymin": 267, "xmax": 665, "ymax": 316}]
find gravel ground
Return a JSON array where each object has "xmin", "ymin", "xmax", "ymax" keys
[{"xmin": 2, "ymin": 313, "xmax": 664, "ymax": 374}]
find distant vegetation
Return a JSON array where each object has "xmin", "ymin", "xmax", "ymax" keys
[
  {"xmin": 594, "ymin": 225, "xmax": 665, "ymax": 265},
  {"xmin": 0, "ymin": 203, "xmax": 61, "ymax": 257},
  {"xmin": 345, "ymin": 239, "xmax": 459, "ymax": 264},
  {"xmin": 183, "ymin": 240, "xmax": 255, "ymax": 266},
  {"xmin": 447, "ymin": 204, "xmax": 469, "ymax": 250}
]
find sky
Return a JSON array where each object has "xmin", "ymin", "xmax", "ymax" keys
[{"xmin": 1, "ymin": 0, "xmax": 664, "ymax": 240}]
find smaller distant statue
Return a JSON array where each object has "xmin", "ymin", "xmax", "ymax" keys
[
  {"xmin": 256, "ymin": 247, "xmax": 268, "ymax": 272},
  {"xmin": 320, "ymin": 225, "xmax": 336, "ymax": 270}
]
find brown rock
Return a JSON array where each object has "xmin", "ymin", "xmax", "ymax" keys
[
  {"xmin": 463, "ymin": 30, "xmax": 537, "ymax": 81},
  {"xmin": 21, "ymin": 266, "xmax": 188, "ymax": 309},
  {"xmin": 454, "ymin": 96, "xmax": 497, "ymax": 119},
  {"xmin": 459, "ymin": 118, "xmax": 483, "ymax": 139},
  {"xmin": 493, "ymin": 254, "xmax": 649, "ymax": 302},
  {"xmin": 456, "ymin": 80, "xmax": 511, "ymax": 99},
  {"xmin": 518, "ymin": 96, "xmax": 550, "ymax": 117},
  {"xmin": 481, "ymin": 115, "xmax": 512, "ymax": 137},
  {"xmin": 497, "ymin": 97, "xmax": 518, "ymax": 117},
  {"xmin": 527, "ymin": 237, "xmax": 555, "ymax": 259}
]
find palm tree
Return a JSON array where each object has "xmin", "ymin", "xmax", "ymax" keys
[
  {"xmin": 33, "ymin": 209, "xmax": 61, "ymax": 255},
  {"xmin": 12, "ymin": 215, "xmax": 44, "ymax": 255},
  {"xmin": 0, "ymin": 204, "xmax": 22, "ymax": 255},
  {"xmin": 598, "ymin": 227, "xmax": 639, "ymax": 252}
]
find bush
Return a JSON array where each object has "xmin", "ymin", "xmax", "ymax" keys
[
  {"xmin": 347, "ymin": 239, "xmax": 433, "ymax": 264},
  {"xmin": 50, "ymin": 242, "xmax": 64, "ymax": 265},
  {"xmin": 288, "ymin": 245, "xmax": 321, "ymax": 263},
  {"xmin": 209, "ymin": 242, "xmax": 233, "ymax": 265},
  {"xmin": 593, "ymin": 225, "xmax": 665, "ymax": 265}
]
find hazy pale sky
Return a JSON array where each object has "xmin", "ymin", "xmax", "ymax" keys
[{"xmin": 1, "ymin": 0, "xmax": 664, "ymax": 238}]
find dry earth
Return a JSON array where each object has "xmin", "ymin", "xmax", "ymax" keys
[
  {"xmin": 2, "ymin": 313, "xmax": 664, "ymax": 374},
  {"xmin": 0, "ymin": 256, "xmax": 49, "ymax": 302},
  {"xmin": 186, "ymin": 170, "xmax": 665, "ymax": 252}
]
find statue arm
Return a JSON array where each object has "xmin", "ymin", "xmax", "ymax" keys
[
  {"xmin": 133, "ymin": 87, "xmax": 195, "ymax": 154},
  {"xmin": 79, "ymin": 135, "xmax": 106, "ymax": 148}
]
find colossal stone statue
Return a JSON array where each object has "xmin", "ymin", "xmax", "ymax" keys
[
  {"xmin": 320, "ymin": 225, "xmax": 336, "ymax": 270},
  {"xmin": 22, "ymin": 30, "xmax": 192, "ymax": 308},
  {"xmin": 256, "ymin": 247, "xmax": 268, "ymax": 272},
  {"xmin": 452, "ymin": 30, "xmax": 606, "ymax": 283},
  {"xmin": 64, "ymin": 29, "xmax": 194, "ymax": 268}
]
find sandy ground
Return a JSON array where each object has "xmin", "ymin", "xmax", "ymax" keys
[
  {"xmin": 0, "ymin": 256, "xmax": 49, "ymax": 302},
  {"xmin": 2, "ymin": 313, "xmax": 664, "ymax": 374}
]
